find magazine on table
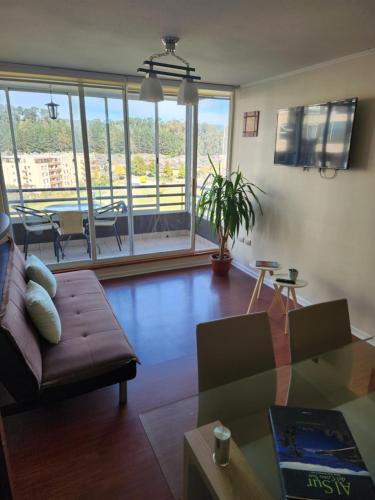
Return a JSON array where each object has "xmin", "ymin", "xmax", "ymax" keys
[
  {"xmin": 268, "ymin": 405, "xmax": 375, "ymax": 499},
  {"xmin": 255, "ymin": 260, "xmax": 279, "ymax": 269}
]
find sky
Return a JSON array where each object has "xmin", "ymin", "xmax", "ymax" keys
[{"xmin": 8, "ymin": 90, "xmax": 229, "ymax": 126}]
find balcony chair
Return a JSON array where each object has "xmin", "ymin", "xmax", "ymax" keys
[
  {"xmin": 56, "ymin": 211, "xmax": 91, "ymax": 262},
  {"xmin": 92, "ymin": 201, "xmax": 126, "ymax": 252},
  {"xmin": 13, "ymin": 205, "xmax": 59, "ymax": 259}
]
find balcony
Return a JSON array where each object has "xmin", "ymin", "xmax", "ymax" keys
[{"xmin": 9, "ymin": 184, "xmax": 217, "ymax": 265}]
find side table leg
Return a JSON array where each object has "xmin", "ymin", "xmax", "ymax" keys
[
  {"xmin": 291, "ymin": 288, "xmax": 298, "ymax": 309},
  {"xmin": 256, "ymin": 271, "xmax": 265, "ymax": 300},
  {"xmin": 247, "ymin": 271, "xmax": 264, "ymax": 313}
]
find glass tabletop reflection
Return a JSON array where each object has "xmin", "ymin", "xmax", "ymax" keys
[{"xmin": 140, "ymin": 338, "xmax": 375, "ymax": 499}]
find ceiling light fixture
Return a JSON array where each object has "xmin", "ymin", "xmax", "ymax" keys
[
  {"xmin": 138, "ymin": 36, "xmax": 200, "ymax": 105},
  {"xmin": 46, "ymin": 86, "xmax": 59, "ymax": 120}
]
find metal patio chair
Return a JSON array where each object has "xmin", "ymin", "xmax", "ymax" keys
[
  {"xmin": 13, "ymin": 205, "xmax": 59, "ymax": 259},
  {"xmin": 92, "ymin": 201, "xmax": 126, "ymax": 252}
]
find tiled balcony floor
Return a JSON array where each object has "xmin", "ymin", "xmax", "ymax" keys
[{"xmin": 19, "ymin": 232, "xmax": 217, "ymax": 265}]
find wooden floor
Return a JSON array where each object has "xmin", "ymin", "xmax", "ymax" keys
[{"xmin": 4, "ymin": 265, "xmax": 291, "ymax": 500}]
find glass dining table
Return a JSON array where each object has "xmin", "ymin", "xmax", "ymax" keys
[{"xmin": 140, "ymin": 338, "xmax": 375, "ymax": 499}]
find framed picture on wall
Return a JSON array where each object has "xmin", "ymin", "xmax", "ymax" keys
[{"xmin": 243, "ymin": 111, "xmax": 259, "ymax": 137}]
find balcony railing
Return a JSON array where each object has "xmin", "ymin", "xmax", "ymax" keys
[{"xmin": 7, "ymin": 183, "xmax": 187, "ymax": 214}]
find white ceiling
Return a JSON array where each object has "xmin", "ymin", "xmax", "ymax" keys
[{"xmin": 1, "ymin": 0, "xmax": 375, "ymax": 86}]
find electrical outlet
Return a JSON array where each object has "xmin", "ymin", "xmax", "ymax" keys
[{"xmin": 245, "ymin": 238, "xmax": 252, "ymax": 246}]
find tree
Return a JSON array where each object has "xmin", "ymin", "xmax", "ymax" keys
[
  {"xmin": 88, "ymin": 119, "xmax": 106, "ymax": 153},
  {"xmin": 198, "ymin": 123, "xmax": 225, "ymax": 156},
  {"xmin": 132, "ymin": 155, "xmax": 148, "ymax": 176},
  {"xmin": 113, "ymin": 163, "xmax": 126, "ymax": 180},
  {"xmin": 110, "ymin": 122, "xmax": 125, "ymax": 153},
  {"xmin": 147, "ymin": 159, "xmax": 156, "ymax": 177},
  {"xmin": 162, "ymin": 162, "xmax": 174, "ymax": 181},
  {"xmin": 177, "ymin": 163, "xmax": 185, "ymax": 179},
  {"xmin": 129, "ymin": 117, "xmax": 154, "ymax": 154},
  {"xmin": 159, "ymin": 120, "xmax": 184, "ymax": 156},
  {"xmin": 91, "ymin": 170, "xmax": 108, "ymax": 187}
]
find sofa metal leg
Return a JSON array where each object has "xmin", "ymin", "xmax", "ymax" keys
[{"xmin": 119, "ymin": 381, "xmax": 127, "ymax": 405}]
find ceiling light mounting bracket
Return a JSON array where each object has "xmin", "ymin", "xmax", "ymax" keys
[{"xmin": 137, "ymin": 36, "xmax": 200, "ymax": 105}]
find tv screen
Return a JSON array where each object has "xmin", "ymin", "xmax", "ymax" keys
[{"xmin": 274, "ymin": 97, "xmax": 357, "ymax": 169}]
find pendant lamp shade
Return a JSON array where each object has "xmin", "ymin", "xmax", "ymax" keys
[
  {"xmin": 140, "ymin": 75, "xmax": 164, "ymax": 102},
  {"xmin": 177, "ymin": 78, "xmax": 198, "ymax": 105}
]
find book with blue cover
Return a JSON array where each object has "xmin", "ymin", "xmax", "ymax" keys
[{"xmin": 269, "ymin": 405, "xmax": 375, "ymax": 499}]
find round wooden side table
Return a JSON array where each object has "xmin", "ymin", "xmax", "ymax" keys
[
  {"xmin": 269, "ymin": 275, "xmax": 308, "ymax": 335},
  {"xmin": 247, "ymin": 261, "xmax": 281, "ymax": 313}
]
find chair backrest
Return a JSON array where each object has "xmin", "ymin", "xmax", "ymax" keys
[
  {"xmin": 58, "ymin": 211, "xmax": 83, "ymax": 235},
  {"xmin": 13, "ymin": 205, "xmax": 51, "ymax": 228},
  {"xmin": 288, "ymin": 298, "xmax": 352, "ymax": 363},
  {"xmin": 94, "ymin": 201, "xmax": 126, "ymax": 221},
  {"xmin": 196, "ymin": 312, "xmax": 275, "ymax": 392}
]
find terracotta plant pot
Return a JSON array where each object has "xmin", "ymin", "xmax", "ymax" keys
[{"xmin": 210, "ymin": 254, "xmax": 232, "ymax": 276}]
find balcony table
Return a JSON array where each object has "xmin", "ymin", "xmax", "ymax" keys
[
  {"xmin": 45, "ymin": 203, "xmax": 100, "ymax": 213},
  {"xmin": 140, "ymin": 338, "xmax": 375, "ymax": 499}
]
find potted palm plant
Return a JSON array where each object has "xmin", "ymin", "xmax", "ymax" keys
[{"xmin": 197, "ymin": 157, "xmax": 264, "ymax": 276}]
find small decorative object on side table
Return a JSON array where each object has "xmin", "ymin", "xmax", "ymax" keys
[
  {"xmin": 247, "ymin": 260, "xmax": 281, "ymax": 313},
  {"xmin": 288, "ymin": 268, "xmax": 299, "ymax": 282}
]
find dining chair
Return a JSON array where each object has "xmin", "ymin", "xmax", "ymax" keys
[
  {"xmin": 56, "ymin": 211, "xmax": 91, "ymax": 261},
  {"xmin": 13, "ymin": 205, "xmax": 59, "ymax": 259},
  {"xmin": 196, "ymin": 311, "xmax": 275, "ymax": 392},
  {"xmin": 196, "ymin": 312, "xmax": 276, "ymax": 441},
  {"xmin": 93, "ymin": 201, "xmax": 126, "ymax": 252},
  {"xmin": 288, "ymin": 298, "xmax": 352, "ymax": 363}
]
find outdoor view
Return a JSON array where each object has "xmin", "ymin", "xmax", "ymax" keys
[{"xmin": 0, "ymin": 83, "xmax": 229, "ymax": 262}]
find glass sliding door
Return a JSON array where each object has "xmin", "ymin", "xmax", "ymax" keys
[
  {"xmin": 0, "ymin": 84, "xmax": 92, "ymax": 265},
  {"xmin": 128, "ymin": 93, "xmax": 194, "ymax": 255},
  {"xmin": 84, "ymin": 87, "xmax": 130, "ymax": 259},
  {"xmin": 0, "ymin": 79, "xmax": 232, "ymax": 268},
  {"xmin": 0, "ymin": 90, "xmax": 19, "ymax": 209}
]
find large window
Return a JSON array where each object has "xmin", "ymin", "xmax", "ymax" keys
[
  {"xmin": 0, "ymin": 80, "xmax": 231, "ymax": 266},
  {"xmin": 195, "ymin": 97, "xmax": 230, "ymax": 248},
  {"xmin": 197, "ymin": 97, "xmax": 230, "ymax": 190}
]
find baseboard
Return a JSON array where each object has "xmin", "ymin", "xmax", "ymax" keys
[
  {"xmin": 350, "ymin": 326, "xmax": 372, "ymax": 340},
  {"xmin": 232, "ymin": 260, "xmax": 370, "ymax": 340},
  {"xmin": 96, "ymin": 254, "xmax": 210, "ymax": 280}
]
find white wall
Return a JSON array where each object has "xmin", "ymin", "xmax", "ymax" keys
[{"xmin": 231, "ymin": 51, "xmax": 375, "ymax": 336}]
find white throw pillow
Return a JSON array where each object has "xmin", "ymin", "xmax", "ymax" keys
[
  {"xmin": 26, "ymin": 254, "xmax": 57, "ymax": 298},
  {"xmin": 25, "ymin": 280, "xmax": 61, "ymax": 344}
]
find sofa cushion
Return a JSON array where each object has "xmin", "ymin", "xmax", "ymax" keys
[
  {"xmin": 25, "ymin": 280, "xmax": 61, "ymax": 344},
  {"xmin": 41, "ymin": 270, "xmax": 137, "ymax": 388},
  {"xmin": 26, "ymin": 254, "xmax": 57, "ymax": 298},
  {"xmin": 0, "ymin": 239, "xmax": 42, "ymax": 399}
]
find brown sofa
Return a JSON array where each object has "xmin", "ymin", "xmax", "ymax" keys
[{"xmin": 0, "ymin": 238, "xmax": 138, "ymax": 415}]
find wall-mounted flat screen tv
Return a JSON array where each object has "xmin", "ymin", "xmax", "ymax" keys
[{"xmin": 274, "ymin": 97, "xmax": 357, "ymax": 169}]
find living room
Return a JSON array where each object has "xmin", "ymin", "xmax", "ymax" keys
[{"xmin": 1, "ymin": 1, "xmax": 375, "ymax": 499}]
